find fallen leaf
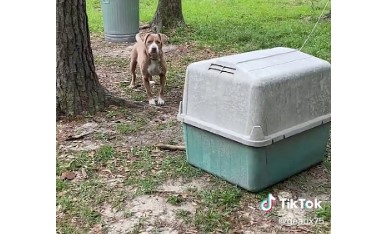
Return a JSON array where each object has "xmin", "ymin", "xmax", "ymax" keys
[
  {"xmin": 89, "ymin": 224, "xmax": 103, "ymax": 234},
  {"xmin": 152, "ymin": 148, "xmax": 160, "ymax": 153},
  {"xmin": 81, "ymin": 168, "xmax": 88, "ymax": 178},
  {"xmin": 102, "ymin": 169, "xmax": 112, "ymax": 174},
  {"xmin": 61, "ymin": 171, "xmax": 76, "ymax": 180}
]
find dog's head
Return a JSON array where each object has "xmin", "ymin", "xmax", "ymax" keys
[{"xmin": 138, "ymin": 33, "xmax": 168, "ymax": 56}]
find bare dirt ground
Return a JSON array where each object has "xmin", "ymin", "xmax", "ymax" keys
[{"xmin": 56, "ymin": 35, "xmax": 331, "ymax": 234}]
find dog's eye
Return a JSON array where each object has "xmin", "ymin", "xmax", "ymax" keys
[
  {"xmin": 155, "ymin": 40, "xmax": 161, "ymax": 44},
  {"xmin": 147, "ymin": 40, "xmax": 153, "ymax": 44}
]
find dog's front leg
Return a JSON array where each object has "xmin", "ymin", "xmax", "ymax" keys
[
  {"xmin": 158, "ymin": 73, "xmax": 166, "ymax": 105},
  {"xmin": 129, "ymin": 52, "xmax": 138, "ymax": 88},
  {"xmin": 129, "ymin": 71, "xmax": 137, "ymax": 88},
  {"xmin": 143, "ymin": 75, "xmax": 156, "ymax": 105}
]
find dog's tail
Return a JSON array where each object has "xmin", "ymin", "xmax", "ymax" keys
[{"xmin": 135, "ymin": 33, "xmax": 142, "ymax": 42}]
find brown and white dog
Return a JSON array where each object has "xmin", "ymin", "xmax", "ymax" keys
[{"xmin": 129, "ymin": 32, "xmax": 168, "ymax": 105}]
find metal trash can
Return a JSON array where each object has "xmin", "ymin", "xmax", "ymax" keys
[
  {"xmin": 100, "ymin": 0, "xmax": 139, "ymax": 42},
  {"xmin": 178, "ymin": 47, "xmax": 331, "ymax": 192}
]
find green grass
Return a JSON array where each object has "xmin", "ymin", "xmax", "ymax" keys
[
  {"xmin": 95, "ymin": 145, "xmax": 117, "ymax": 165},
  {"xmin": 94, "ymin": 56, "xmax": 128, "ymax": 69},
  {"xmin": 106, "ymin": 110, "xmax": 148, "ymax": 135},
  {"xmin": 86, "ymin": 0, "xmax": 104, "ymax": 34},
  {"xmin": 125, "ymin": 146, "xmax": 203, "ymax": 195},
  {"xmin": 316, "ymin": 202, "xmax": 331, "ymax": 222},
  {"xmin": 86, "ymin": 0, "xmax": 330, "ymax": 61},
  {"xmin": 194, "ymin": 186, "xmax": 242, "ymax": 232},
  {"xmin": 122, "ymin": 87, "xmax": 148, "ymax": 102},
  {"xmin": 116, "ymin": 123, "xmax": 131, "ymax": 134},
  {"xmin": 104, "ymin": 107, "xmax": 130, "ymax": 119},
  {"xmin": 57, "ymin": 137, "xmax": 330, "ymax": 233},
  {"xmin": 156, "ymin": 120, "xmax": 178, "ymax": 131},
  {"xmin": 58, "ymin": 151, "xmax": 97, "ymax": 177},
  {"xmin": 57, "ymin": 145, "xmax": 197, "ymax": 222},
  {"xmin": 166, "ymin": 195, "xmax": 184, "ymax": 206},
  {"xmin": 56, "ymin": 179, "xmax": 68, "ymax": 192},
  {"xmin": 57, "ymin": 147, "xmax": 204, "ymax": 232},
  {"xmin": 161, "ymin": 154, "xmax": 203, "ymax": 178},
  {"xmin": 200, "ymin": 187, "xmax": 242, "ymax": 209},
  {"xmin": 256, "ymin": 188, "xmax": 273, "ymax": 201},
  {"xmin": 56, "ymin": 179, "xmax": 107, "ymax": 233},
  {"xmin": 94, "ymin": 132, "xmax": 109, "ymax": 141},
  {"xmin": 116, "ymin": 121, "xmax": 146, "ymax": 134},
  {"xmin": 176, "ymin": 209, "xmax": 191, "ymax": 219}
]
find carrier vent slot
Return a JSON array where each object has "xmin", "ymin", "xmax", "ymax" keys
[{"xmin": 209, "ymin": 63, "xmax": 236, "ymax": 74}]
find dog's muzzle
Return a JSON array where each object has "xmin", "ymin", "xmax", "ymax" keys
[{"xmin": 148, "ymin": 43, "xmax": 159, "ymax": 55}]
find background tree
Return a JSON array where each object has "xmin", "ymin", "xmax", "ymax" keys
[
  {"xmin": 56, "ymin": 0, "xmax": 139, "ymax": 117},
  {"xmin": 151, "ymin": 0, "xmax": 185, "ymax": 32}
]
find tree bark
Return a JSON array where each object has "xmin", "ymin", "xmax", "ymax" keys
[
  {"xmin": 56, "ymin": 0, "xmax": 107, "ymax": 117},
  {"xmin": 56, "ymin": 0, "xmax": 142, "ymax": 117},
  {"xmin": 151, "ymin": 0, "xmax": 185, "ymax": 32}
]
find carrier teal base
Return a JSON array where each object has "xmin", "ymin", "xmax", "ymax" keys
[{"xmin": 183, "ymin": 122, "xmax": 330, "ymax": 192}]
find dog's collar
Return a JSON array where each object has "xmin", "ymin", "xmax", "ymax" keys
[
  {"xmin": 148, "ymin": 51, "xmax": 161, "ymax": 61},
  {"xmin": 149, "ymin": 55, "xmax": 160, "ymax": 61}
]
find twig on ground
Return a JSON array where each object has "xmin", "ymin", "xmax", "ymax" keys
[{"xmin": 155, "ymin": 144, "xmax": 185, "ymax": 151}]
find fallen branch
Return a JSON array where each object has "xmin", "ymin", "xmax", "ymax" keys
[
  {"xmin": 155, "ymin": 144, "xmax": 185, "ymax": 151},
  {"xmin": 65, "ymin": 130, "xmax": 94, "ymax": 141}
]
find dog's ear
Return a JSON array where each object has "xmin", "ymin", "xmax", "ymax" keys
[
  {"xmin": 143, "ymin": 33, "xmax": 151, "ymax": 44},
  {"xmin": 136, "ymin": 32, "xmax": 150, "ymax": 43},
  {"xmin": 158, "ymin": 34, "xmax": 168, "ymax": 44}
]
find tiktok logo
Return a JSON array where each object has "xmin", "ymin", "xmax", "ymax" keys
[{"xmin": 260, "ymin": 193, "xmax": 276, "ymax": 212}]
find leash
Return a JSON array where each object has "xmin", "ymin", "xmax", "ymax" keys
[{"xmin": 299, "ymin": 0, "xmax": 330, "ymax": 51}]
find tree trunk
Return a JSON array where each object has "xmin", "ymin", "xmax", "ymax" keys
[
  {"xmin": 56, "ymin": 0, "xmax": 142, "ymax": 117},
  {"xmin": 151, "ymin": 0, "xmax": 185, "ymax": 32},
  {"xmin": 56, "ymin": 0, "xmax": 107, "ymax": 117}
]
